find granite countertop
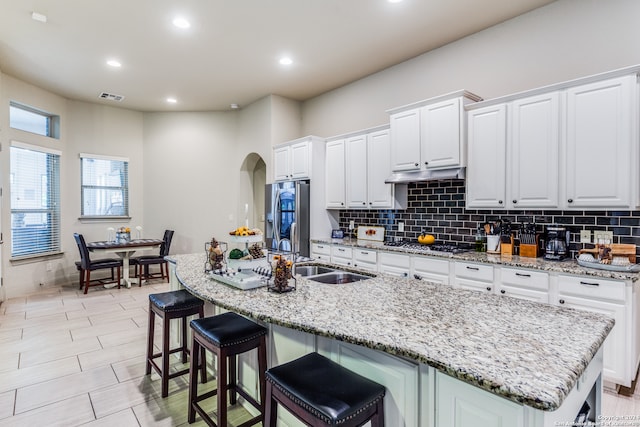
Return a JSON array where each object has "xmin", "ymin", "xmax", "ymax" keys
[
  {"xmin": 169, "ymin": 253, "xmax": 614, "ymax": 412},
  {"xmin": 312, "ymin": 237, "xmax": 640, "ymax": 282}
]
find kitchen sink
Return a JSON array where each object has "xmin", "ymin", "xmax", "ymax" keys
[
  {"xmin": 294, "ymin": 265, "xmax": 337, "ymax": 277},
  {"xmin": 306, "ymin": 271, "xmax": 372, "ymax": 284}
]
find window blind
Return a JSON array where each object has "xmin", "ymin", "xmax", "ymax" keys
[{"xmin": 10, "ymin": 142, "xmax": 61, "ymax": 258}]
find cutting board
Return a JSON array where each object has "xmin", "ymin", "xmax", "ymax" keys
[{"xmin": 357, "ymin": 226, "xmax": 385, "ymax": 242}]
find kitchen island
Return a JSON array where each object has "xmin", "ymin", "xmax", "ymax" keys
[{"xmin": 169, "ymin": 253, "xmax": 613, "ymax": 426}]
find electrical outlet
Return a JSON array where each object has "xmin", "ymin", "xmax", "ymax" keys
[
  {"xmin": 594, "ymin": 231, "xmax": 614, "ymax": 243},
  {"xmin": 580, "ymin": 230, "xmax": 591, "ymax": 243},
  {"xmin": 349, "ymin": 220, "xmax": 355, "ymax": 230},
  {"xmin": 398, "ymin": 222, "xmax": 405, "ymax": 232}
]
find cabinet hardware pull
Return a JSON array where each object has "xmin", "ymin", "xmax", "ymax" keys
[
  {"xmin": 500, "ymin": 289, "xmax": 506, "ymax": 294},
  {"xmin": 498, "ymin": 200, "xmax": 503, "ymax": 204},
  {"xmin": 486, "ymin": 286, "xmax": 492, "ymax": 291},
  {"xmin": 414, "ymin": 163, "xmax": 419, "ymax": 167},
  {"xmin": 568, "ymin": 199, "xmax": 573, "ymax": 203},
  {"xmin": 338, "ymin": 248, "xmax": 345, "ymax": 252},
  {"xmin": 579, "ymin": 281, "xmax": 600, "ymax": 286},
  {"xmin": 403, "ymin": 272, "xmax": 408, "ymax": 277},
  {"xmin": 362, "ymin": 202, "xmax": 366, "ymax": 205},
  {"xmin": 466, "ymin": 266, "xmax": 479, "ymax": 271},
  {"xmin": 515, "ymin": 272, "xmax": 531, "ymax": 277},
  {"xmin": 361, "ymin": 251, "xmax": 368, "ymax": 255},
  {"xmin": 512, "ymin": 200, "xmax": 517, "ymax": 204},
  {"xmin": 559, "ymin": 299, "xmax": 565, "ymax": 304},
  {"xmin": 425, "ymin": 161, "xmax": 428, "ymax": 165}
]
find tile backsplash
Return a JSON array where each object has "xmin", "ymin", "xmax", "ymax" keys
[{"xmin": 337, "ymin": 180, "xmax": 640, "ymax": 257}]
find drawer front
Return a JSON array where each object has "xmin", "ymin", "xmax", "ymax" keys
[
  {"xmin": 454, "ymin": 261, "xmax": 493, "ymax": 282},
  {"xmin": 311, "ymin": 243, "xmax": 331, "ymax": 255},
  {"xmin": 558, "ymin": 274, "xmax": 626, "ymax": 302},
  {"xmin": 412, "ymin": 256, "xmax": 450, "ymax": 275},
  {"xmin": 378, "ymin": 252, "xmax": 411, "ymax": 269},
  {"xmin": 354, "ymin": 249, "xmax": 377, "ymax": 264},
  {"xmin": 331, "ymin": 245, "xmax": 353, "ymax": 258},
  {"xmin": 501, "ymin": 267, "xmax": 549, "ymax": 292}
]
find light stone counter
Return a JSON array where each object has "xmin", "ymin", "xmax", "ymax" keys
[
  {"xmin": 312, "ymin": 237, "xmax": 640, "ymax": 282},
  {"xmin": 169, "ymin": 252, "xmax": 613, "ymax": 412}
]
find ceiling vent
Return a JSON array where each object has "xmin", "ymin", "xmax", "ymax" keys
[{"xmin": 98, "ymin": 92, "xmax": 125, "ymax": 102}]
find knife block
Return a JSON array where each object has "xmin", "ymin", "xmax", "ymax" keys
[
  {"xmin": 500, "ymin": 236, "xmax": 514, "ymax": 256},
  {"xmin": 519, "ymin": 235, "xmax": 540, "ymax": 258}
]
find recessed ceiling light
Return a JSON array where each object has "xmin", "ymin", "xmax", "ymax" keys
[
  {"xmin": 230, "ymin": 104, "xmax": 239, "ymax": 109},
  {"xmin": 172, "ymin": 17, "xmax": 191, "ymax": 29},
  {"xmin": 106, "ymin": 60, "xmax": 122, "ymax": 68},
  {"xmin": 387, "ymin": 0, "xmax": 403, "ymax": 3},
  {"xmin": 31, "ymin": 12, "xmax": 47, "ymax": 23},
  {"xmin": 279, "ymin": 57, "xmax": 293, "ymax": 66},
  {"xmin": 166, "ymin": 98, "xmax": 177, "ymax": 104}
]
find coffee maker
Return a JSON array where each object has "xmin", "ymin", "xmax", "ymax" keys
[{"xmin": 544, "ymin": 225, "xmax": 570, "ymax": 260}]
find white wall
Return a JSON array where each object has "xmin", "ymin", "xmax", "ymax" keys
[{"xmin": 301, "ymin": 0, "xmax": 640, "ymax": 136}]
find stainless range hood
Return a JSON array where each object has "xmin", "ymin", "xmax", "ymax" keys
[{"xmin": 385, "ymin": 167, "xmax": 466, "ymax": 184}]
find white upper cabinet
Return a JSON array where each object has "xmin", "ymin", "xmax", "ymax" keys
[
  {"xmin": 389, "ymin": 108, "xmax": 421, "ymax": 171},
  {"xmin": 325, "ymin": 139, "xmax": 346, "ymax": 209},
  {"xmin": 327, "ymin": 126, "xmax": 399, "ymax": 210},
  {"xmin": 466, "ymin": 104, "xmax": 507, "ymax": 209},
  {"xmin": 273, "ymin": 137, "xmax": 323, "ymax": 182},
  {"xmin": 510, "ymin": 92, "xmax": 560, "ymax": 208},
  {"xmin": 466, "ymin": 69, "xmax": 639, "ymax": 210},
  {"xmin": 565, "ymin": 75, "xmax": 635, "ymax": 208},
  {"xmin": 422, "ymin": 97, "xmax": 463, "ymax": 169},
  {"xmin": 389, "ymin": 91, "xmax": 482, "ymax": 173}
]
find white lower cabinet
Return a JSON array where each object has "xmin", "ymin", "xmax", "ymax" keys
[
  {"xmin": 557, "ymin": 274, "xmax": 629, "ymax": 386},
  {"xmin": 436, "ymin": 372, "xmax": 525, "ymax": 427},
  {"xmin": 310, "ymin": 242, "xmax": 331, "ymax": 262},
  {"xmin": 353, "ymin": 248, "xmax": 377, "ymax": 272},
  {"xmin": 331, "ymin": 245, "xmax": 353, "ymax": 267},
  {"xmin": 378, "ymin": 252, "xmax": 410, "ymax": 277},
  {"xmin": 318, "ymin": 337, "xmax": 420, "ymax": 427},
  {"xmin": 497, "ymin": 267, "xmax": 549, "ymax": 303},
  {"xmin": 454, "ymin": 261, "xmax": 494, "ymax": 293},
  {"xmin": 412, "ymin": 256, "xmax": 450, "ymax": 285}
]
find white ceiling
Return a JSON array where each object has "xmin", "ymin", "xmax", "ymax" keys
[{"xmin": 0, "ymin": 0, "xmax": 556, "ymax": 112}]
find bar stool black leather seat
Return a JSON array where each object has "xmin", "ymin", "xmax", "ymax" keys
[
  {"xmin": 265, "ymin": 352, "xmax": 386, "ymax": 427},
  {"xmin": 146, "ymin": 289, "xmax": 205, "ymax": 398},
  {"xmin": 188, "ymin": 311, "xmax": 267, "ymax": 427}
]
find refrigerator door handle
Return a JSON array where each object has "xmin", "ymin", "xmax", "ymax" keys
[
  {"xmin": 290, "ymin": 222, "xmax": 297, "ymax": 254},
  {"xmin": 273, "ymin": 188, "xmax": 281, "ymax": 249}
]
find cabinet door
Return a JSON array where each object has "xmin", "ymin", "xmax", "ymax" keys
[
  {"xmin": 390, "ymin": 108, "xmax": 421, "ymax": 172},
  {"xmin": 412, "ymin": 256, "xmax": 450, "ymax": 285},
  {"xmin": 466, "ymin": 104, "xmax": 507, "ymax": 209},
  {"xmin": 273, "ymin": 145, "xmax": 291, "ymax": 181},
  {"xmin": 290, "ymin": 141, "xmax": 310, "ymax": 180},
  {"xmin": 565, "ymin": 75, "xmax": 634, "ymax": 208},
  {"xmin": 437, "ymin": 372, "xmax": 524, "ymax": 427},
  {"xmin": 422, "ymin": 97, "xmax": 461, "ymax": 169},
  {"xmin": 367, "ymin": 129, "xmax": 394, "ymax": 208},
  {"xmin": 378, "ymin": 252, "xmax": 410, "ymax": 277},
  {"xmin": 325, "ymin": 140, "xmax": 346, "ymax": 209},
  {"xmin": 346, "ymin": 134, "xmax": 368, "ymax": 208},
  {"xmin": 323, "ymin": 339, "xmax": 420, "ymax": 427},
  {"xmin": 510, "ymin": 92, "xmax": 560, "ymax": 208}
]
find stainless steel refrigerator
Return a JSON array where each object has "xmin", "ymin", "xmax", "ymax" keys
[{"xmin": 265, "ymin": 180, "xmax": 310, "ymax": 257}]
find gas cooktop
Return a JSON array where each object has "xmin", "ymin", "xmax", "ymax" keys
[{"xmin": 383, "ymin": 240, "xmax": 471, "ymax": 255}]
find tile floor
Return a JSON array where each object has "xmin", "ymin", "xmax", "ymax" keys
[{"xmin": 0, "ymin": 280, "xmax": 638, "ymax": 426}]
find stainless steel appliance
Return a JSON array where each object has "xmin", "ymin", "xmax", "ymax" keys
[
  {"xmin": 544, "ymin": 225, "xmax": 570, "ymax": 260},
  {"xmin": 265, "ymin": 181, "xmax": 310, "ymax": 257}
]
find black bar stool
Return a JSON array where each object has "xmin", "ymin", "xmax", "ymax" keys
[
  {"xmin": 188, "ymin": 311, "xmax": 267, "ymax": 427},
  {"xmin": 146, "ymin": 289, "xmax": 206, "ymax": 398},
  {"xmin": 265, "ymin": 352, "xmax": 386, "ymax": 427}
]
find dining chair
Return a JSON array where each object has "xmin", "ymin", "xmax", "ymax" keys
[
  {"xmin": 132, "ymin": 229, "xmax": 174, "ymax": 285},
  {"xmin": 73, "ymin": 233, "xmax": 123, "ymax": 294}
]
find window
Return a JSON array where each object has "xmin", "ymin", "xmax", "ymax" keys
[
  {"xmin": 80, "ymin": 154, "xmax": 129, "ymax": 217},
  {"xmin": 9, "ymin": 102, "xmax": 60, "ymax": 139},
  {"xmin": 10, "ymin": 142, "xmax": 61, "ymax": 258}
]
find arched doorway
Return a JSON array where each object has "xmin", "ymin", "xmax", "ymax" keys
[{"xmin": 238, "ymin": 153, "xmax": 266, "ymax": 232}]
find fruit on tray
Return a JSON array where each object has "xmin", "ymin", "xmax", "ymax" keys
[
  {"xmin": 228, "ymin": 226, "xmax": 264, "ymax": 236},
  {"xmin": 417, "ymin": 234, "xmax": 435, "ymax": 245}
]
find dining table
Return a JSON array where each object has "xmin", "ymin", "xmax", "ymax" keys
[{"xmin": 86, "ymin": 238, "xmax": 163, "ymax": 288}]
